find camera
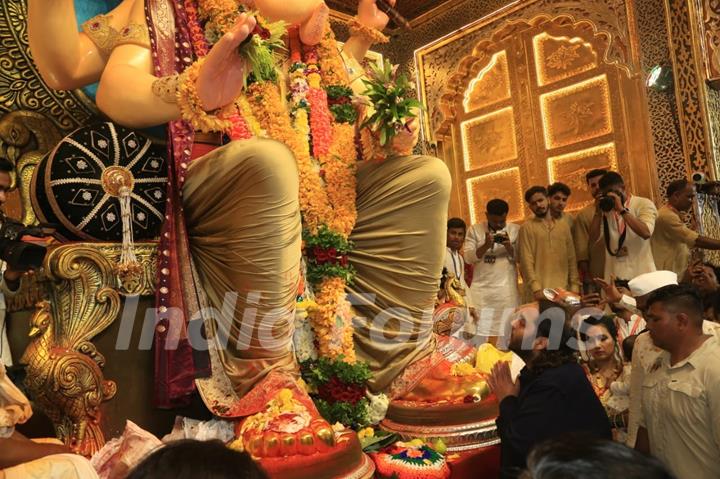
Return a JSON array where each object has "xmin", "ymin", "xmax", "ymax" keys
[
  {"xmin": 598, "ymin": 191, "xmax": 625, "ymax": 213},
  {"xmin": 0, "ymin": 217, "xmax": 54, "ymax": 271},
  {"xmin": 493, "ymin": 232, "xmax": 509, "ymax": 244}
]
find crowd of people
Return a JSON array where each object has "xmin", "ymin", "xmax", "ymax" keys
[{"xmin": 443, "ymin": 170, "xmax": 720, "ymax": 478}]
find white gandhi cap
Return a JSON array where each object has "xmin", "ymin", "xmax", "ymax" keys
[{"xmin": 628, "ymin": 270, "xmax": 678, "ymax": 297}]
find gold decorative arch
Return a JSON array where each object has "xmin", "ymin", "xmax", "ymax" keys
[{"xmin": 424, "ymin": 11, "xmax": 655, "ymax": 223}]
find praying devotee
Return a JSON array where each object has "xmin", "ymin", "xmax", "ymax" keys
[
  {"xmin": 573, "ymin": 169, "xmax": 607, "ymax": 292},
  {"xmin": 590, "ymin": 172, "xmax": 657, "ymax": 281},
  {"xmin": 652, "ymin": 179, "xmax": 720, "ymax": 276},
  {"xmin": 518, "ymin": 186, "xmax": 580, "ymax": 301},
  {"xmin": 637, "ymin": 285, "xmax": 720, "ymax": 479},
  {"xmin": 489, "ymin": 302, "xmax": 611, "ymax": 478},
  {"xmin": 464, "ymin": 199, "xmax": 521, "ymax": 343}
]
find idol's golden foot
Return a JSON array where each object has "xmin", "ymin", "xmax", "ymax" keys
[
  {"xmin": 229, "ymin": 388, "xmax": 373, "ymax": 479},
  {"xmin": 230, "ymin": 389, "xmax": 336, "ymax": 458}
]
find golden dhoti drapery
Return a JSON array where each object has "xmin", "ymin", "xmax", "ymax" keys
[
  {"xmin": 183, "ymin": 139, "xmax": 450, "ymax": 397},
  {"xmin": 350, "ymin": 155, "xmax": 451, "ymax": 393},
  {"xmin": 183, "ymin": 139, "xmax": 302, "ymax": 398}
]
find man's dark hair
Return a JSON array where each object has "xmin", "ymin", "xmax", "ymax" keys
[
  {"xmin": 598, "ymin": 171, "xmax": 625, "ymax": 191},
  {"xmin": 524, "ymin": 186, "xmax": 547, "ymax": 203},
  {"xmin": 622, "ymin": 334, "xmax": 637, "ymax": 361},
  {"xmin": 585, "ymin": 169, "xmax": 607, "ymax": 183},
  {"xmin": 666, "ymin": 179, "xmax": 690, "ymax": 198},
  {"xmin": 522, "ymin": 435, "xmax": 675, "ymax": 479},
  {"xmin": 646, "ymin": 284, "xmax": 704, "ymax": 327},
  {"xmin": 126, "ymin": 440, "xmax": 269, "ymax": 479},
  {"xmin": 528, "ymin": 300, "xmax": 577, "ymax": 375},
  {"xmin": 487, "ymin": 198, "xmax": 509, "ymax": 216},
  {"xmin": 579, "ymin": 315, "xmax": 618, "ymax": 344},
  {"xmin": 547, "ymin": 182, "xmax": 571, "ymax": 197},
  {"xmin": 0, "ymin": 159, "xmax": 13, "ymax": 173},
  {"xmin": 447, "ymin": 217, "xmax": 466, "ymax": 231}
]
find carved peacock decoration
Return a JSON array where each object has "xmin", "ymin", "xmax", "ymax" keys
[{"xmin": 20, "ymin": 300, "xmax": 117, "ymax": 456}]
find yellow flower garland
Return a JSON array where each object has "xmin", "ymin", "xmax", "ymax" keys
[
  {"xmin": 185, "ymin": 4, "xmax": 360, "ymax": 361},
  {"xmin": 177, "ymin": 58, "xmax": 233, "ymax": 132}
]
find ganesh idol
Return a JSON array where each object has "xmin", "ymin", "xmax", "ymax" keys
[{"xmin": 27, "ymin": 0, "xmax": 498, "ymax": 473}]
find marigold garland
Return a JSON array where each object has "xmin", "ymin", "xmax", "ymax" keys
[
  {"xmin": 177, "ymin": 58, "xmax": 232, "ymax": 132},
  {"xmin": 186, "ymin": 3, "xmax": 360, "ymax": 362},
  {"xmin": 245, "ymin": 80, "xmax": 333, "ymax": 234}
]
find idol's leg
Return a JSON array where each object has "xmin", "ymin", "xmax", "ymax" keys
[
  {"xmin": 183, "ymin": 138, "xmax": 302, "ymax": 398},
  {"xmin": 349, "ymin": 154, "xmax": 451, "ymax": 392}
]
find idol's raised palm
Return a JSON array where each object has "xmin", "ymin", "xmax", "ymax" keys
[{"xmin": 196, "ymin": 14, "xmax": 257, "ymax": 112}]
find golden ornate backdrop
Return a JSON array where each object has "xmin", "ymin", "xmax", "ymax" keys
[{"xmin": 415, "ymin": 0, "xmax": 656, "ymax": 222}]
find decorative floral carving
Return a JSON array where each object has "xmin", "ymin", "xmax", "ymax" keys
[
  {"xmin": 566, "ymin": 101, "xmax": 594, "ymax": 134},
  {"xmin": 0, "ymin": 1, "xmax": 98, "ymax": 133},
  {"xmin": 547, "ymin": 44, "xmax": 581, "ymax": 70},
  {"xmin": 666, "ymin": 0, "xmax": 713, "ymax": 174}
]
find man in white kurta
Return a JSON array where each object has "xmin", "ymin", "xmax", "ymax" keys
[{"xmin": 463, "ymin": 199, "xmax": 520, "ymax": 343}]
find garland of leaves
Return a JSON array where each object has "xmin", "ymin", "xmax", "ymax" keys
[{"xmin": 301, "ymin": 357, "xmax": 372, "ymax": 428}]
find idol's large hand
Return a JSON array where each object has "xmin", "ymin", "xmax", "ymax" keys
[
  {"xmin": 357, "ymin": 0, "xmax": 396, "ymax": 31},
  {"xmin": 196, "ymin": 14, "xmax": 256, "ymax": 111}
]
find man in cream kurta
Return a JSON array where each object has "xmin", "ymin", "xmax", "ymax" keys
[
  {"xmin": 652, "ymin": 179, "xmax": 720, "ymax": 277},
  {"xmin": 518, "ymin": 186, "xmax": 580, "ymax": 302}
]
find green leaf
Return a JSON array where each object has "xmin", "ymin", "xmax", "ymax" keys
[{"xmin": 360, "ymin": 431, "xmax": 400, "ymax": 452}]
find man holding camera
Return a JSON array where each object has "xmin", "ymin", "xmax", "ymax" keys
[
  {"xmin": 652, "ymin": 179, "xmax": 720, "ymax": 277},
  {"xmin": 589, "ymin": 172, "xmax": 657, "ymax": 281},
  {"xmin": 518, "ymin": 186, "xmax": 579, "ymax": 302},
  {"xmin": 464, "ymin": 199, "xmax": 521, "ymax": 343}
]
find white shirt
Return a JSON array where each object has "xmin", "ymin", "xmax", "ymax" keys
[
  {"xmin": 463, "ymin": 222, "xmax": 521, "ymax": 336},
  {"xmin": 600, "ymin": 195, "xmax": 658, "ymax": 281},
  {"xmin": 640, "ymin": 335, "xmax": 720, "ymax": 479},
  {"xmin": 627, "ymin": 321, "xmax": 720, "ymax": 448}
]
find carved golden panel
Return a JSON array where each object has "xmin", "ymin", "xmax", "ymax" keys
[
  {"xmin": 461, "ymin": 107, "xmax": 518, "ymax": 171},
  {"xmin": 466, "ymin": 167, "xmax": 524, "ymax": 224},
  {"xmin": 548, "ymin": 142, "xmax": 618, "ymax": 211},
  {"xmin": 463, "ymin": 50, "xmax": 511, "ymax": 112},
  {"xmin": 540, "ymin": 74, "xmax": 613, "ymax": 149},
  {"xmin": 533, "ymin": 32, "xmax": 598, "ymax": 86},
  {"xmin": 700, "ymin": 0, "xmax": 720, "ymax": 87}
]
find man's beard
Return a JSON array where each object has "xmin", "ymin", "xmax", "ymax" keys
[
  {"xmin": 533, "ymin": 208, "xmax": 547, "ymax": 218},
  {"xmin": 508, "ymin": 334, "xmax": 533, "ymax": 361}
]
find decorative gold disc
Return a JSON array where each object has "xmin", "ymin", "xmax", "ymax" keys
[{"xmin": 101, "ymin": 166, "xmax": 135, "ymax": 197}]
